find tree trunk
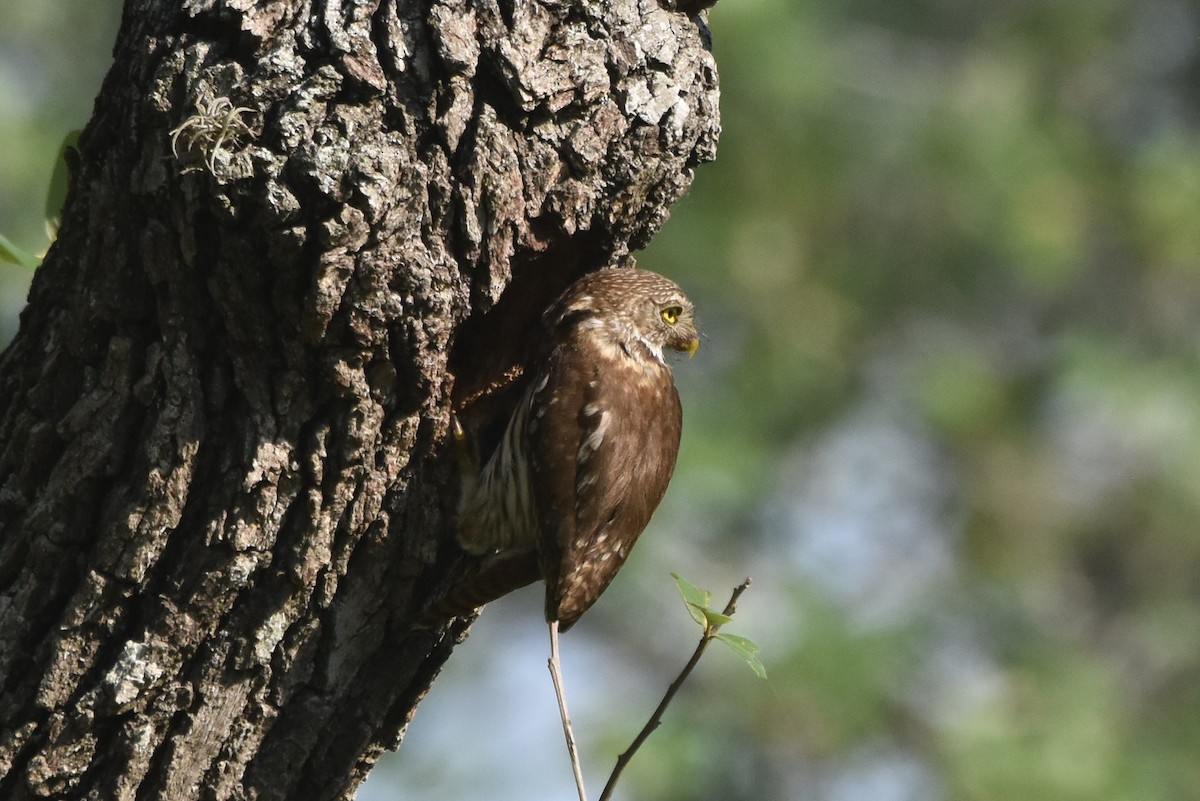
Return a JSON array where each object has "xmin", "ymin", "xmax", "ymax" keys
[{"xmin": 0, "ymin": 0, "xmax": 718, "ymax": 798}]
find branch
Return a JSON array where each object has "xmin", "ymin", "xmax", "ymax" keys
[
  {"xmin": 598, "ymin": 578, "xmax": 752, "ymax": 801},
  {"xmin": 548, "ymin": 620, "xmax": 589, "ymax": 801}
]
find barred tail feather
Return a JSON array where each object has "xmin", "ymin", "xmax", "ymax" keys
[
  {"xmin": 415, "ymin": 551, "xmax": 542, "ymax": 628},
  {"xmin": 456, "ymin": 382, "xmax": 538, "ymax": 554}
]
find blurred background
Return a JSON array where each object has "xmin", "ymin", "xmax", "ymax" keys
[{"xmin": 5, "ymin": 1, "xmax": 1200, "ymax": 799}]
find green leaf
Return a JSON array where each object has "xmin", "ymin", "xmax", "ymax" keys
[
  {"xmin": 45, "ymin": 129, "xmax": 82, "ymax": 234},
  {"xmin": 671, "ymin": 573, "xmax": 712, "ymax": 608},
  {"xmin": 701, "ymin": 608, "xmax": 734, "ymax": 628},
  {"xmin": 716, "ymin": 632, "xmax": 760, "ymax": 655},
  {"xmin": 682, "ymin": 602, "xmax": 706, "ymax": 627},
  {"xmin": 672, "ymin": 573, "xmax": 712, "ymax": 627},
  {"xmin": 0, "ymin": 235, "xmax": 40, "ymax": 269},
  {"xmin": 716, "ymin": 633, "xmax": 767, "ymax": 679}
]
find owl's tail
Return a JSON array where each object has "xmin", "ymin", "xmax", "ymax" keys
[{"xmin": 414, "ymin": 551, "xmax": 542, "ymax": 628}]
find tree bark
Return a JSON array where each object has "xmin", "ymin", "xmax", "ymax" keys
[{"xmin": 0, "ymin": 0, "xmax": 718, "ymax": 798}]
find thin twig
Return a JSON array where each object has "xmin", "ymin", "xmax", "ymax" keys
[
  {"xmin": 598, "ymin": 578, "xmax": 752, "ymax": 801},
  {"xmin": 549, "ymin": 619, "xmax": 589, "ymax": 801}
]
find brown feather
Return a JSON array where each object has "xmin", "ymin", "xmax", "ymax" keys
[
  {"xmin": 416, "ymin": 551, "xmax": 542, "ymax": 627},
  {"xmin": 530, "ymin": 271, "xmax": 691, "ymax": 630},
  {"xmin": 436, "ymin": 268, "xmax": 697, "ymax": 631}
]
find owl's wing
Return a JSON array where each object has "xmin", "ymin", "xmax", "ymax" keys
[{"xmin": 530, "ymin": 334, "xmax": 682, "ymax": 630}]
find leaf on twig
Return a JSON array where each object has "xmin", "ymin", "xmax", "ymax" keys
[
  {"xmin": 671, "ymin": 572, "xmax": 712, "ymax": 627},
  {"xmin": 701, "ymin": 608, "xmax": 733, "ymax": 628},
  {"xmin": 0, "ymin": 235, "xmax": 40, "ymax": 269},
  {"xmin": 715, "ymin": 633, "xmax": 767, "ymax": 679},
  {"xmin": 600, "ymin": 577, "xmax": 760, "ymax": 801},
  {"xmin": 671, "ymin": 573, "xmax": 767, "ymax": 678}
]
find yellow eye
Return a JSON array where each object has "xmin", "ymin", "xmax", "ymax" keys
[{"xmin": 661, "ymin": 306, "xmax": 682, "ymax": 325}]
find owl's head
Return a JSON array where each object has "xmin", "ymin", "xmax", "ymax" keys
[{"xmin": 553, "ymin": 268, "xmax": 699, "ymax": 362}]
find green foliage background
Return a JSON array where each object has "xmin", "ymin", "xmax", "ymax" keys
[{"xmin": 4, "ymin": 2, "xmax": 1200, "ymax": 799}]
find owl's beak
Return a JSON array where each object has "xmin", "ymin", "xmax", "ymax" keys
[{"xmin": 685, "ymin": 337, "xmax": 700, "ymax": 358}]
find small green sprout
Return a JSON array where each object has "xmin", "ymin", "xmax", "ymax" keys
[{"xmin": 672, "ymin": 573, "xmax": 766, "ymax": 679}]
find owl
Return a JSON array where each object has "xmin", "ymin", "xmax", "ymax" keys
[{"xmin": 444, "ymin": 268, "xmax": 699, "ymax": 631}]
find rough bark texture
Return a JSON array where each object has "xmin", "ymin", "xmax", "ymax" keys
[{"xmin": 0, "ymin": 0, "xmax": 718, "ymax": 798}]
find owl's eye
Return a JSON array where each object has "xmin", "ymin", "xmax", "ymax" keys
[{"xmin": 661, "ymin": 305, "xmax": 682, "ymax": 325}]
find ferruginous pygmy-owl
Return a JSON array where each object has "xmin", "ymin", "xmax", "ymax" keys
[{"xmin": 433, "ymin": 268, "xmax": 699, "ymax": 631}]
